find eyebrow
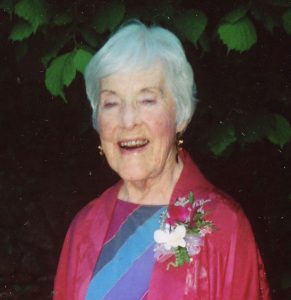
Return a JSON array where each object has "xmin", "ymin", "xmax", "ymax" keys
[
  {"xmin": 100, "ymin": 89, "xmax": 116, "ymax": 95},
  {"xmin": 100, "ymin": 87, "xmax": 164, "ymax": 96},
  {"xmin": 140, "ymin": 87, "xmax": 163, "ymax": 94}
]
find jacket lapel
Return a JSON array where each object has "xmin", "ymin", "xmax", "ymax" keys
[{"xmin": 148, "ymin": 151, "xmax": 213, "ymax": 300}]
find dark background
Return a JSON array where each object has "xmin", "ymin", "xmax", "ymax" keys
[{"xmin": 1, "ymin": 9, "xmax": 291, "ymax": 300}]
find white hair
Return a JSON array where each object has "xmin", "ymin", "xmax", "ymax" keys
[{"xmin": 84, "ymin": 20, "xmax": 197, "ymax": 131}]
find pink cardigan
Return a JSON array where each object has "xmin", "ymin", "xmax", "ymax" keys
[{"xmin": 53, "ymin": 152, "xmax": 270, "ymax": 299}]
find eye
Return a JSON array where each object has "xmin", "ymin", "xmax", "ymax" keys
[
  {"xmin": 103, "ymin": 101, "xmax": 118, "ymax": 108},
  {"xmin": 100, "ymin": 94, "xmax": 120, "ymax": 109},
  {"xmin": 141, "ymin": 98, "xmax": 157, "ymax": 105}
]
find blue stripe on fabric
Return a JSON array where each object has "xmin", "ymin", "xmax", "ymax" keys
[
  {"xmin": 94, "ymin": 205, "xmax": 161, "ymax": 274},
  {"xmin": 104, "ymin": 244, "xmax": 155, "ymax": 300},
  {"xmin": 85, "ymin": 207, "xmax": 164, "ymax": 300}
]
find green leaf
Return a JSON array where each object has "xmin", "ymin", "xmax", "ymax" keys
[
  {"xmin": 217, "ymin": 17, "xmax": 257, "ymax": 52},
  {"xmin": 282, "ymin": 9, "xmax": 291, "ymax": 35},
  {"xmin": 93, "ymin": 2, "xmax": 125, "ymax": 33},
  {"xmin": 174, "ymin": 10, "xmax": 207, "ymax": 44},
  {"xmin": 264, "ymin": 16, "xmax": 277, "ymax": 33},
  {"xmin": 80, "ymin": 27, "xmax": 99, "ymax": 48},
  {"xmin": 45, "ymin": 52, "xmax": 76, "ymax": 100},
  {"xmin": 53, "ymin": 12, "xmax": 73, "ymax": 26},
  {"xmin": 222, "ymin": 4, "xmax": 250, "ymax": 23},
  {"xmin": 9, "ymin": 20, "xmax": 34, "ymax": 41},
  {"xmin": 74, "ymin": 49, "xmax": 93, "ymax": 74},
  {"xmin": 240, "ymin": 113, "xmax": 274, "ymax": 144},
  {"xmin": 239, "ymin": 113, "xmax": 291, "ymax": 148},
  {"xmin": 167, "ymin": 247, "xmax": 190, "ymax": 269},
  {"xmin": 267, "ymin": 114, "xmax": 291, "ymax": 148},
  {"xmin": 15, "ymin": 0, "xmax": 49, "ymax": 32},
  {"xmin": 175, "ymin": 247, "xmax": 190, "ymax": 266},
  {"xmin": 63, "ymin": 53, "xmax": 76, "ymax": 87},
  {"xmin": 41, "ymin": 28, "xmax": 72, "ymax": 66},
  {"xmin": 251, "ymin": 4, "xmax": 280, "ymax": 33},
  {"xmin": 208, "ymin": 122, "xmax": 237, "ymax": 156},
  {"xmin": 41, "ymin": 46, "xmax": 61, "ymax": 67},
  {"xmin": 188, "ymin": 192, "xmax": 194, "ymax": 204}
]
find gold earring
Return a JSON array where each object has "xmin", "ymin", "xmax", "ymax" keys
[
  {"xmin": 98, "ymin": 145, "xmax": 104, "ymax": 156},
  {"xmin": 176, "ymin": 133, "xmax": 184, "ymax": 151}
]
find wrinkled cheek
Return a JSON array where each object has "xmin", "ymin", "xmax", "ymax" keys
[
  {"xmin": 154, "ymin": 118, "xmax": 176, "ymax": 142},
  {"xmin": 98, "ymin": 122, "xmax": 115, "ymax": 142},
  {"xmin": 155, "ymin": 116, "xmax": 176, "ymax": 132}
]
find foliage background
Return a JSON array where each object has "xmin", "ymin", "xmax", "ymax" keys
[{"xmin": 0, "ymin": 0, "xmax": 291, "ymax": 299}]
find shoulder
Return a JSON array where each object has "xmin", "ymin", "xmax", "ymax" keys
[
  {"xmin": 181, "ymin": 153, "xmax": 247, "ymax": 232},
  {"xmin": 68, "ymin": 182, "xmax": 120, "ymax": 236},
  {"xmin": 202, "ymin": 187, "xmax": 256, "ymax": 250},
  {"xmin": 204, "ymin": 187, "xmax": 250, "ymax": 230},
  {"xmin": 54, "ymin": 183, "xmax": 121, "ymax": 298},
  {"xmin": 208, "ymin": 188, "xmax": 242, "ymax": 221}
]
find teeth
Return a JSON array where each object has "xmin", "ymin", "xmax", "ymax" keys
[{"xmin": 120, "ymin": 139, "xmax": 148, "ymax": 148}]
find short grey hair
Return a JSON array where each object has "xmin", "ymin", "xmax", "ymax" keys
[{"xmin": 84, "ymin": 20, "xmax": 197, "ymax": 131}]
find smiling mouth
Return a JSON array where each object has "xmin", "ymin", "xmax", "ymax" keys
[{"xmin": 118, "ymin": 139, "xmax": 149, "ymax": 150}]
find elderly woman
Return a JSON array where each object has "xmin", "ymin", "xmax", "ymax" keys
[{"xmin": 53, "ymin": 21, "xmax": 270, "ymax": 300}]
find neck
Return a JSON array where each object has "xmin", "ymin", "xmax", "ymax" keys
[{"xmin": 118, "ymin": 154, "xmax": 183, "ymax": 205}]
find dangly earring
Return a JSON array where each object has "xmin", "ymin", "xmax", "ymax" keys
[
  {"xmin": 175, "ymin": 132, "xmax": 184, "ymax": 163},
  {"xmin": 98, "ymin": 145, "xmax": 104, "ymax": 156},
  {"xmin": 176, "ymin": 132, "xmax": 184, "ymax": 151}
]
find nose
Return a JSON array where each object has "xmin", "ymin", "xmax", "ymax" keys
[{"xmin": 120, "ymin": 102, "xmax": 139, "ymax": 129}]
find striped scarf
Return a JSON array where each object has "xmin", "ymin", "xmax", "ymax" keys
[{"xmin": 85, "ymin": 200, "xmax": 165, "ymax": 300}]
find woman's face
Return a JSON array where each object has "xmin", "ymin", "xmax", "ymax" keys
[{"xmin": 98, "ymin": 65, "xmax": 181, "ymax": 183}]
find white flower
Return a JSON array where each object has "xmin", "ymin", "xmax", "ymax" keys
[{"xmin": 154, "ymin": 224, "xmax": 187, "ymax": 250}]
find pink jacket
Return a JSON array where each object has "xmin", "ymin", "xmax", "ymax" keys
[{"xmin": 53, "ymin": 152, "xmax": 270, "ymax": 299}]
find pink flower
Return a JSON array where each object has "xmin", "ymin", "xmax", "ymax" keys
[
  {"xmin": 166, "ymin": 204, "xmax": 192, "ymax": 225},
  {"xmin": 153, "ymin": 192, "xmax": 215, "ymax": 270}
]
